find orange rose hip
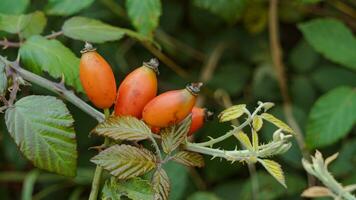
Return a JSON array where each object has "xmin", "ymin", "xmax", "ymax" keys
[
  {"xmin": 188, "ymin": 107, "xmax": 213, "ymax": 136},
  {"xmin": 79, "ymin": 42, "xmax": 117, "ymax": 109},
  {"xmin": 142, "ymin": 83, "xmax": 203, "ymax": 128},
  {"xmin": 114, "ymin": 58, "xmax": 159, "ymax": 118}
]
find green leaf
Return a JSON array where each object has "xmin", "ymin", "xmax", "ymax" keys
[
  {"xmin": 152, "ymin": 168, "xmax": 170, "ymax": 200},
  {"xmin": 62, "ymin": 17, "xmax": 125, "ymax": 43},
  {"xmin": 289, "ymin": 40, "xmax": 319, "ymax": 73},
  {"xmin": 258, "ymin": 159, "xmax": 286, "ymax": 188},
  {"xmin": 218, "ymin": 104, "xmax": 246, "ymax": 122},
  {"xmin": 311, "ymin": 65, "xmax": 356, "ymax": 92},
  {"xmin": 298, "ymin": 0, "xmax": 323, "ymax": 4},
  {"xmin": 161, "ymin": 116, "xmax": 191, "ymax": 154},
  {"xmin": 298, "ymin": 18, "xmax": 356, "ymax": 70},
  {"xmin": 5, "ymin": 95, "xmax": 77, "ymax": 177},
  {"xmin": 45, "ymin": 0, "xmax": 94, "ymax": 16},
  {"xmin": 0, "ymin": 60, "xmax": 7, "ymax": 95},
  {"xmin": 172, "ymin": 151, "xmax": 204, "ymax": 168},
  {"xmin": 0, "ymin": 11, "xmax": 47, "ymax": 38},
  {"xmin": 234, "ymin": 131, "xmax": 253, "ymax": 151},
  {"xmin": 260, "ymin": 113, "xmax": 294, "ymax": 133},
  {"xmin": 101, "ymin": 177, "xmax": 154, "ymax": 200},
  {"xmin": 0, "ymin": 0, "xmax": 29, "ymax": 14},
  {"xmin": 193, "ymin": 0, "xmax": 247, "ymax": 24},
  {"xmin": 92, "ymin": 116, "xmax": 151, "ymax": 141},
  {"xmin": 91, "ymin": 144, "xmax": 156, "ymax": 179},
  {"xmin": 126, "ymin": 0, "xmax": 161, "ymax": 37},
  {"xmin": 306, "ymin": 87, "xmax": 356, "ymax": 148},
  {"xmin": 19, "ymin": 35, "xmax": 82, "ymax": 92}
]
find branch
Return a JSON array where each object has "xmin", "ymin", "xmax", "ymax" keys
[
  {"xmin": 302, "ymin": 151, "xmax": 356, "ymax": 200},
  {"xmin": 45, "ymin": 31, "xmax": 64, "ymax": 39},
  {"xmin": 268, "ymin": 0, "xmax": 314, "ymax": 185},
  {"xmin": 0, "ymin": 39, "xmax": 21, "ymax": 48},
  {"xmin": 0, "ymin": 57, "xmax": 105, "ymax": 122}
]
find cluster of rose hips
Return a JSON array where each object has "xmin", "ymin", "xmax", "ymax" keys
[{"xmin": 79, "ymin": 43, "xmax": 212, "ymax": 136}]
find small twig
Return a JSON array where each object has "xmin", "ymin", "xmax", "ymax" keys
[
  {"xmin": 45, "ymin": 31, "xmax": 64, "ymax": 39},
  {"xmin": 155, "ymin": 29, "xmax": 206, "ymax": 62},
  {"xmin": 196, "ymin": 42, "xmax": 227, "ymax": 107},
  {"xmin": 142, "ymin": 42, "xmax": 189, "ymax": 79},
  {"xmin": 328, "ymin": 0, "xmax": 356, "ymax": 19},
  {"xmin": 268, "ymin": 0, "xmax": 314, "ymax": 186},
  {"xmin": 0, "ymin": 39, "xmax": 21, "ymax": 49},
  {"xmin": 89, "ymin": 109, "xmax": 110, "ymax": 200}
]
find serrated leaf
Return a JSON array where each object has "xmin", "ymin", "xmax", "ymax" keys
[
  {"xmin": 306, "ymin": 87, "xmax": 356, "ymax": 148},
  {"xmin": 91, "ymin": 144, "xmax": 156, "ymax": 179},
  {"xmin": 258, "ymin": 159, "xmax": 286, "ymax": 188},
  {"xmin": 152, "ymin": 168, "xmax": 170, "ymax": 200},
  {"xmin": 19, "ymin": 35, "xmax": 82, "ymax": 92},
  {"xmin": 5, "ymin": 95, "xmax": 77, "ymax": 177},
  {"xmin": 102, "ymin": 177, "xmax": 154, "ymax": 200},
  {"xmin": 260, "ymin": 113, "xmax": 293, "ymax": 133},
  {"xmin": 0, "ymin": 11, "xmax": 47, "ymax": 38},
  {"xmin": 126, "ymin": 0, "xmax": 161, "ymax": 37},
  {"xmin": 218, "ymin": 104, "xmax": 246, "ymax": 122},
  {"xmin": 172, "ymin": 151, "xmax": 204, "ymax": 168},
  {"xmin": 0, "ymin": 0, "xmax": 29, "ymax": 14},
  {"xmin": 161, "ymin": 116, "xmax": 191, "ymax": 154},
  {"xmin": 193, "ymin": 0, "xmax": 247, "ymax": 24},
  {"xmin": 298, "ymin": 18, "xmax": 356, "ymax": 70},
  {"xmin": 92, "ymin": 116, "xmax": 151, "ymax": 141},
  {"xmin": 234, "ymin": 131, "xmax": 253, "ymax": 151},
  {"xmin": 45, "ymin": 0, "xmax": 94, "ymax": 16},
  {"xmin": 252, "ymin": 115, "xmax": 263, "ymax": 131},
  {"xmin": 62, "ymin": 17, "xmax": 125, "ymax": 43},
  {"xmin": 301, "ymin": 186, "xmax": 332, "ymax": 198}
]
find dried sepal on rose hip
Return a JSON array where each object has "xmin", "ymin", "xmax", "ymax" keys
[
  {"xmin": 114, "ymin": 58, "xmax": 159, "ymax": 118},
  {"xmin": 79, "ymin": 42, "xmax": 117, "ymax": 109},
  {"xmin": 143, "ymin": 82, "xmax": 203, "ymax": 128},
  {"xmin": 188, "ymin": 107, "xmax": 213, "ymax": 136}
]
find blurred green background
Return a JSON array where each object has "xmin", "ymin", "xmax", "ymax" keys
[{"xmin": 0, "ymin": 0, "xmax": 355, "ymax": 199}]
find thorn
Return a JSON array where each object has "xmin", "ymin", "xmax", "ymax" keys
[
  {"xmin": 211, "ymin": 155, "xmax": 217, "ymax": 160},
  {"xmin": 60, "ymin": 74, "xmax": 65, "ymax": 84}
]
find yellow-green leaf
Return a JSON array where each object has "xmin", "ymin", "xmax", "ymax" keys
[
  {"xmin": 92, "ymin": 116, "xmax": 151, "ymax": 141},
  {"xmin": 252, "ymin": 130, "xmax": 259, "ymax": 151},
  {"xmin": 252, "ymin": 115, "xmax": 263, "ymax": 131},
  {"xmin": 172, "ymin": 151, "xmax": 204, "ymax": 168},
  {"xmin": 258, "ymin": 159, "xmax": 286, "ymax": 188},
  {"xmin": 91, "ymin": 144, "xmax": 156, "ymax": 179},
  {"xmin": 234, "ymin": 131, "xmax": 253, "ymax": 151},
  {"xmin": 218, "ymin": 104, "xmax": 246, "ymax": 122},
  {"xmin": 152, "ymin": 168, "xmax": 170, "ymax": 200},
  {"xmin": 261, "ymin": 113, "xmax": 293, "ymax": 133}
]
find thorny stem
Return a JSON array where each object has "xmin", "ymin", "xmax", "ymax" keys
[
  {"xmin": 1, "ymin": 58, "xmax": 105, "ymax": 122},
  {"xmin": 268, "ymin": 0, "xmax": 315, "ymax": 186},
  {"xmin": 193, "ymin": 102, "xmax": 265, "ymax": 147},
  {"xmin": 89, "ymin": 109, "xmax": 110, "ymax": 200}
]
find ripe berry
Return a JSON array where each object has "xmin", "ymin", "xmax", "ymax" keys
[
  {"xmin": 114, "ymin": 58, "xmax": 159, "ymax": 118},
  {"xmin": 188, "ymin": 107, "xmax": 213, "ymax": 136},
  {"xmin": 79, "ymin": 43, "xmax": 116, "ymax": 109},
  {"xmin": 142, "ymin": 83, "xmax": 202, "ymax": 128}
]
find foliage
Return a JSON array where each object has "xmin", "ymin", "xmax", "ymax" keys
[{"xmin": 0, "ymin": 0, "xmax": 355, "ymax": 200}]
